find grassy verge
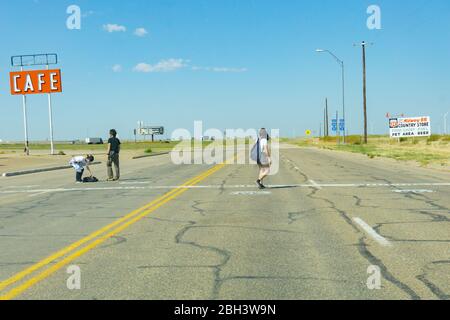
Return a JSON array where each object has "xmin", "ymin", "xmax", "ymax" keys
[
  {"xmin": 0, "ymin": 141, "xmax": 213, "ymax": 155},
  {"xmin": 282, "ymin": 135, "xmax": 450, "ymax": 167}
]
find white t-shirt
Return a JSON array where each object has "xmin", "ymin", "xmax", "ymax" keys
[
  {"xmin": 259, "ymin": 138, "xmax": 269, "ymax": 165},
  {"xmin": 69, "ymin": 156, "xmax": 88, "ymax": 172}
]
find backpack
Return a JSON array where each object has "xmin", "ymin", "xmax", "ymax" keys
[
  {"xmin": 250, "ymin": 139, "xmax": 261, "ymax": 164},
  {"xmin": 83, "ymin": 176, "xmax": 99, "ymax": 183}
]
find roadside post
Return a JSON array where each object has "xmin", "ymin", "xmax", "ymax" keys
[
  {"xmin": 336, "ymin": 111, "xmax": 340, "ymax": 145},
  {"xmin": 10, "ymin": 54, "xmax": 61, "ymax": 155},
  {"xmin": 332, "ymin": 117, "xmax": 338, "ymax": 145},
  {"xmin": 340, "ymin": 119, "xmax": 345, "ymax": 141},
  {"xmin": 46, "ymin": 64, "xmax": 55, "ymax": 155},
  {"xmin": 20, "ymin": 66, "xmax": 29, "ymax": 155}
]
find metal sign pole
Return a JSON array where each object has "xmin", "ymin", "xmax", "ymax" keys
[
  {"xmin": 20, "ymin": 66, "xmax": 30, "ymax": 156},
  {"xmin": 336, "ymin": 111, "xmax": 340, "ymax": 145},
  {"xmin": 47, "ymin": 64, "xmax": 55, "ymax": 155}
]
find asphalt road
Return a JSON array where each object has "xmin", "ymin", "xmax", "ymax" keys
[{"xmin": 0, "ymin": 145, "xmax": 449, "ymax": 300}]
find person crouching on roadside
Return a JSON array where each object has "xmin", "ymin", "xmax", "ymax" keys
[{"xmin": 69, "ymin": 154, "xmax": 94, "ymax": 183}]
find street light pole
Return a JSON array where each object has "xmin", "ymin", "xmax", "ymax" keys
[
  {"xmin": 362, "ymin": 41, "xmax": 368, "ymax": 144},
  {"xmin": 316, "ymin": 49, "xmax": 346, "ymax": 143},
  {"xmin": 445, "ymin": 112, "xmax": 449, "ymax": 135},
  {"xmin": 341, "ymin": 61, "xmax": 346, "ymax": 142},
  {"xmin": 325, "ymin": 98, "xmax": 329, "ymax": 137}
]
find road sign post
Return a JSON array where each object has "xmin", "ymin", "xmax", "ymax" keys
[
  {"xmin": 46, "ymin": 65, "xmax": 55, "ymax": 155},
  {"xmin": 10, "ymin": 54, "xmax": 60, "ymax": 155},
  {"xmin": 19, "ymin": 66, "xmax": 30, "ymax": 155},
  {"xmin": 339, "ymin": 119, "xmax": 345, "ymax": 134},
  {"xmin": 336, "ymin": 111, "xmax": 340, "ymax": 145},
  {"xmin": 331, "ymin": 117, "xmax": 338, "ymax": 145}
]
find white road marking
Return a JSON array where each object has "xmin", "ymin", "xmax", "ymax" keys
[
  {"xmin": 28, "ymin": 191, "xmax": 53, "ymax": 198},
  {"xmin": 353, "ymin": 217, "xmax": 392, "ymax": 247},
  {"xmin": 393, "ymin": 189, "xmax": 434, "ymax": 194},
  {"xmin": 120, "ymin": 182, "xmax": 151, "ymax": 185},
  {"xmin": 231, "ymin": 191, "xmax": 272, "ymax": 196},
  {"xmin": 309, "ymin": 180, "xmax": 323, "ymax": 190},
  {"xmin": 1, "ymin": 185, "xmax": 41, "ymax": 189},
  {"xmin": 0, "ymin": 182, "xmax": 449, "ymax": 196}
]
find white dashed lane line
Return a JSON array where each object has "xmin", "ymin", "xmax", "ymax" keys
[
  {"xmin": 353, "ymin": 217, "xmax": 392, "ymax": 247},
  {"xmin": 0, "ymin": 182, "xmax": 449, "ymax": 195}
]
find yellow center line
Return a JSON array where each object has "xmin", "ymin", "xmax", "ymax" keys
[{"xmin": 0, "ymin": 162, "xmax": 228, "ymax": 300}]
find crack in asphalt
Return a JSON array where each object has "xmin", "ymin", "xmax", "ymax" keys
[
  {"xmin": 192, "ymin": 201, "xmax": 207, "ymax": 217},
  {"xmin": 288, "ymin": 212, "xmax": 310, "ymax": 224},
  {"xmin": 0, "ymin": 192, "xmax": 55, "ymax": 219},
  {"xmin": 0, "ymin": 261, "xmax": 35, "ymax": 267},
  {"xmin": 357, "ymin": 238, "xmax": 421, "ymax": 300},
  {"xmin": 98, "ymin": 235, "xmax": 128, "ymax": 249},
  {"xmin": 353, "ymin": 195, "xmax": 379, "ymax": 209},
  {"xmin": 304, "ymin": 187, "xmax": 423, "ymax": 298},
  {"xmin": 283, "ymin": 156, "xmax": 423, "ymax": 300},
  {"xmin": 404, "ymin": 193, "xmax": 450, "ymax": 214},
  {"xmin": 416, "ymin": 260, "xmax": 450, "ymax": 300},
  {"xmin": 174, "ymin": 221, "xmax": 231, "ymax": 300},
  {"xmin": 306, "ymin": 189, "xmax": 360, "ymax": 233},
  {"xmin": 220, "ymin": 275, "xmax": 357, "ymax": 285}
]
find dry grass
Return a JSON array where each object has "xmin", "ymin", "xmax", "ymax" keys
[{"xmin": 282, "ymin": 135, "xmax": 450, "ymax": 167}]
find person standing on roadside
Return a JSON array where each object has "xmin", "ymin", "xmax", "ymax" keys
[
  {"xmin": 255, "ymin": 128, "xmax": 271, "ymax": 189},
  {"xmin": 107, "ymin": 129, "xmax": 121, "ymax": 181}
]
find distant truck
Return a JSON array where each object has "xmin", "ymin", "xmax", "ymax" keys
[{"xmin": 85, "ymin": 138, "xmax": 104, "ymax": 145}]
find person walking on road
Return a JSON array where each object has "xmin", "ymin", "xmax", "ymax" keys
[
  {"xmin": 107, "ymin": 129, "xmax": 121, "ymax": 181},
  {"xmin": 253, "ymin": 128, "xmax": 271, "ymax": 189}
]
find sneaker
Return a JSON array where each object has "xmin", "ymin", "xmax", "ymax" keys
[
  {"xmin": 256, "ymin": 180, "xmax": 266, "ymax": 189},
  {"xmin": 106, "ymin": 178, "xmax": 115, "ymax": 182}
]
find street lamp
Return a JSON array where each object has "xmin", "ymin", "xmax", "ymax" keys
[{"xmin": 316, "ymin": 49, "xmax": 346, "ymax": 143}]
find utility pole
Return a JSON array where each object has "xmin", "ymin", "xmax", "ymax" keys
[
  {"xmin": 325, "ymin": 98, "xmax": 329, "ymax": 137},
  {"xmin": 361, "ymin": 41, "xmax": 369, "ymax": 144}
]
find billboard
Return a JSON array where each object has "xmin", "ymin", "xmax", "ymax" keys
[
  {"xmin": 389, "ymin": 116, "xmax": 431, "ymax": 138},
  {"xmin": 140, "ymin": 127, "xmax": 165, "ymax": 135},
  {"xmin": 10, "ymin": 69, "xmax": 62, "ymax": 95}
]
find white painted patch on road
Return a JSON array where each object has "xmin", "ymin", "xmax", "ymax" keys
[
  {"xmin": 309, "ymin": 180, "xmax": 322, "ymax": 190},
  {"xmin": 231, "ymin": 191, "xmax": 272, "ymax": 196},
  {"xmin": 119, "ymin": 181, "xmax": 151, "ymax": 185},
  {"xmin": 393, "ymin": 189, "xmax": 434, "ymax": 194},
  {"xmin": 28, "ymin": 191, "xmax": 53, "ymax": 198},
  {"xmin": 0, "ymin": 182, "xmax": 449, "ymax": 197},
  {"xmin": 353, "ymin": 217, "xmax": 392, "ymax": 247}
]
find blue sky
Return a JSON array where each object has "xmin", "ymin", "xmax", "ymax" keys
[{"xmin": 1, "ymin": 0, "xmax": 450, "ymax": 141}]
